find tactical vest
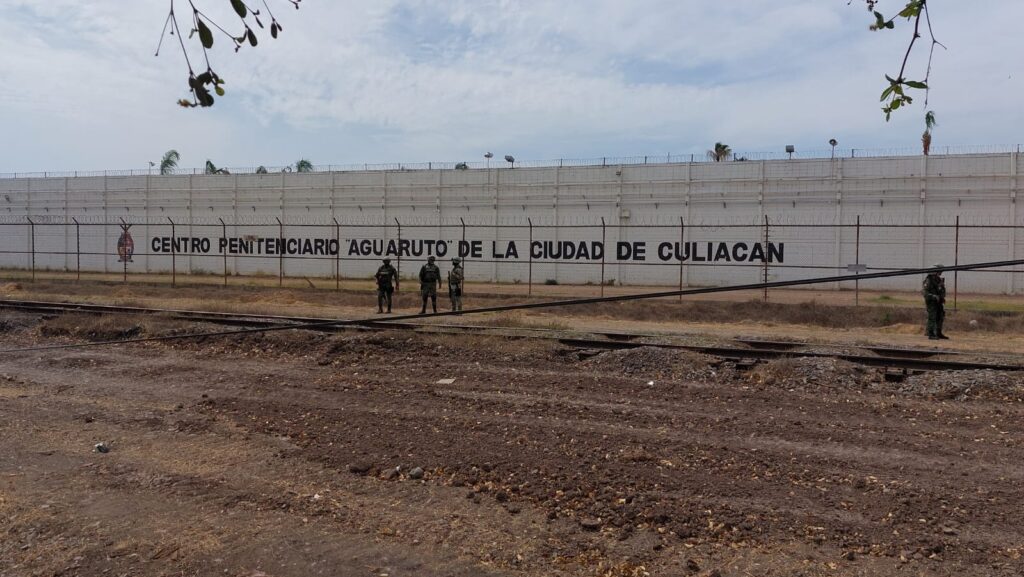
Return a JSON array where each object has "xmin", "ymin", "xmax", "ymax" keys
[{"xmin": 421, "ymin": 264, "xmax": 440, "ymax": 283}]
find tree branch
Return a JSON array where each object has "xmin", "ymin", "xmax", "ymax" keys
[{"xmin": 157, "ymin": 0, "xmax": 302, "ymax": 108}]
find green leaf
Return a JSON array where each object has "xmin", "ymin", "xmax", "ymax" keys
[
  {"xmin": 246, "ymin": 28, "xmax": 258, "ymax": 47},
  {"xmin": 905, "ymin": 80, "xmax": 928, "ymax": 89},
  {"xmin": 880, "ymin": 85, "xmax": 895, "ymax": 101},
  {"xmin": 898, "ymin": 1, "xmax": 922, "ymax": 19},
  {"xmin": 891, "ymin": 99, "xmax": 902, "ymax": 110},
  {"xmin": 195, "ymin": 86, "xmax": 214, "ymax": 107},
  {"xmin": 270, "ymin": 22, "xmax": 278, "ymax": 39},
  {"xmin": 884, "ymin": 21, "xmax": 895, "ymax": 29},
  {"xmin": 215, "ymin": 85, "xmax": 225, "ymax": 96},
  {"xmin": 231, "ymin": 0, "xmax": 247, "ymax": 18},
  {"xmin": 197, "ymin": 19, "xmax": 214, "ymax": 49}
]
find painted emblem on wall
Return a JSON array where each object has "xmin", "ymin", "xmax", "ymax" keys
[{"xmin": 117, "ymin": 226, "xmax": 135, "ymax": 263}]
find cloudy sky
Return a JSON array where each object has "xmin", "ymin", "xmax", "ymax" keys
[{"xmin": 1, "ymin": 1, "xmax": 1021, "ymax": 173}]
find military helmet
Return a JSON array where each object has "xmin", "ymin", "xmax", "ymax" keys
[
  {"xmin": 427, "ymin": 256, "xmax": 436, "ymax": 262},
  {"xmin": 933, "ymin": 263, "xmax": 944, "ymax": 268},
  {"xmin": 383, "ymin": 258, "xmax": 391, "ymax": 263},
  {"xmin": 452, "ymin": 257, "xmax": 461, "ymax": 264}
]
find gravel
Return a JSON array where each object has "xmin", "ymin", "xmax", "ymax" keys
[{"xmin": 583, "ymin": 346, "xmax": 717, "ymax": 381}]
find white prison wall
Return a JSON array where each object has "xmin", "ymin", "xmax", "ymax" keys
[{"xmin": 0, "ymin": 153, "xmax": 1021, "ymax": 294}]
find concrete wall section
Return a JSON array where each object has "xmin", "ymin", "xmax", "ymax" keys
[{"xmin": 1, "ymin": 153, "xmax": 1021, "ymax": 293}]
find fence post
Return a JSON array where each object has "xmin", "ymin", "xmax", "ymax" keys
[
  {"xmin": 26, "ymin": 217, "xmax": 35, "ymax": 282},
  {"xmin": 167, "ymin": 217, "xmax": 176, "ymax": 287},
  {"xmin": 333, "ymin": 217, "xmax": 341, "ymax": 291},
  {"xmin": 395, "ymin": 218, "xmax": 402, "ymax": 285},
  {"xmin": 953, "ymin": 215, "xmax": 960, "ymax": 311},
  {"xmin": 118, "ymin": 218, "xmax": 129, "ymax": 283},
  {"xmin": 763, "ymin": 215, "xmax": 770, "ymax": 302},
  {"xmin": 527, "ymin": 218, "xmax": 534, "ymax": 296},
  {"xmin": 600, "ymin": 217, "xmax": 607, "ymax": 297},
  {"xmin": 73, "ymin": 217, "xmax": 81, "ymax": 281},
  {"xmin": 218, "ymin": 218, "xmax": 228, "ymax": 287},
  {"xmin": 855, "ymin": 215, "xmax": 861, "ymax": 306},
  {"xmin": 460, "ymin": 217, "xmax": 467, "ymax": 294},
  {"xmin": 275, "ymin": 217, "xmax": 284, "ymax": 287},
  {"xmin": 679, "ymin": 217, "xmax": 686, "ymax": 302}
]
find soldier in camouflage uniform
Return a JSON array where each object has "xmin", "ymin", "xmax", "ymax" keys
[
  {"xmin": 418, "ymin": 256, "xmax": 442, "ymax": 314},
  {"xmin": 374, "ymin": 258, "xmax": 398, "ymax": 313},
  {"xmin": 448, "ymin": 257, "xmax": 465, "ymax": 311},
  {"xmin": 922, "ymin": 264, "xmax": 948, "ymax": 340}
]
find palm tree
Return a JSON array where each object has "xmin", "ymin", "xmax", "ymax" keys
[
  {"xmin": 295, "ymin": 159, "xmax": 314, "ymax": 172},
  {"xmin": 204, "ymin": 160, "xmax": 230, "ymax": 175},
  {"xmin": 256, "ymin": 166, "xmax": 269, "ymax": 174},
  {"xmin": 159, "ymin": 150, "xmax": 180, "ymax": 175},
  {"xmin": 707, "ymin": 142, "xmax": 732, "ymax": 162},
  {"xmin": 922, "ymin": 111, "xmax": 937, "ymax": 156}
]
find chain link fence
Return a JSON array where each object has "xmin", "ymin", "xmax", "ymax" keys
[
  {"xmin": 3, "ymin": 217, "xmax": 1023, "ymax": 304},
  {"xmin": 3, "ymin": 144, "xmax": 1021, "ymax": 179}
]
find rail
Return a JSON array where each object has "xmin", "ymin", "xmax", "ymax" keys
[{"xmin": 1, "ymin": 259, "xmax": 1022, "ymax": 365}]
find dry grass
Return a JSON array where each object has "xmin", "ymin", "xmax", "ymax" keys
[
  {"xmin": 566, "ymin": 299, "xmax": 925, "ymax": 328},
  {"xmin": 472, "ymin": 312, "xmax": 570, "ymax": 331},
  {"xmin": 747, "ymin": 358, "xmax": 801, "ymax": 387},
  {"xmin": 39, "ymin": 313, "xmax": 194, "ymax": 342},
  {"xmin": 6, "ymin": 278, "xmax": 1024, "ymax": 335}
]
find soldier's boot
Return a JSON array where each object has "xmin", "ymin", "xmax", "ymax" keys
[{"xmin": 431, "ymin": 296, "xmax": 438, "ymax": 314}]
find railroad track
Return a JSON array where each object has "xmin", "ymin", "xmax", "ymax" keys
[{"xmin": 2, "ymin": 299, "xmax": 1021, "ymax": 374}]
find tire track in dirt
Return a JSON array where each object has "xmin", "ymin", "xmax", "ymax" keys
[{"xmin": 3, "ymin": 318, "xmax": 1024, "ymax": 575}]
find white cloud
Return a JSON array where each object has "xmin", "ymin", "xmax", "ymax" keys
[{"xmin": 1, "ymin": 1, "xmax": 1021, "ymax": 172}]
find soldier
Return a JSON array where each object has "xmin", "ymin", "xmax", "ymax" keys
[
  {"xmin": 418, "ymin": 255, "xmax": 442, "ymax": 314},
  {"xmin": 923, "ymin": 264, "xmax": 948, "ymax": 340},
  {"xmin": 448, "ymin": 257, "xmax": 465, "ymax": 311},
  {"xmin": 374, "ymin": 258, "xmax": 398, "ymax": 314}
]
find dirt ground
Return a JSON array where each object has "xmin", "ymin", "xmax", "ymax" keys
[
  {"xmin": 4, "ymin": 270, "xmax": 1024, "ymax": 310},
  {"xmin": 3, "ymin": 278, "xmax": 1024, "ymax": 354},
  {"xmin": 2, "ymin": 307, "xmax": 1024, "ymax": 577}
]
